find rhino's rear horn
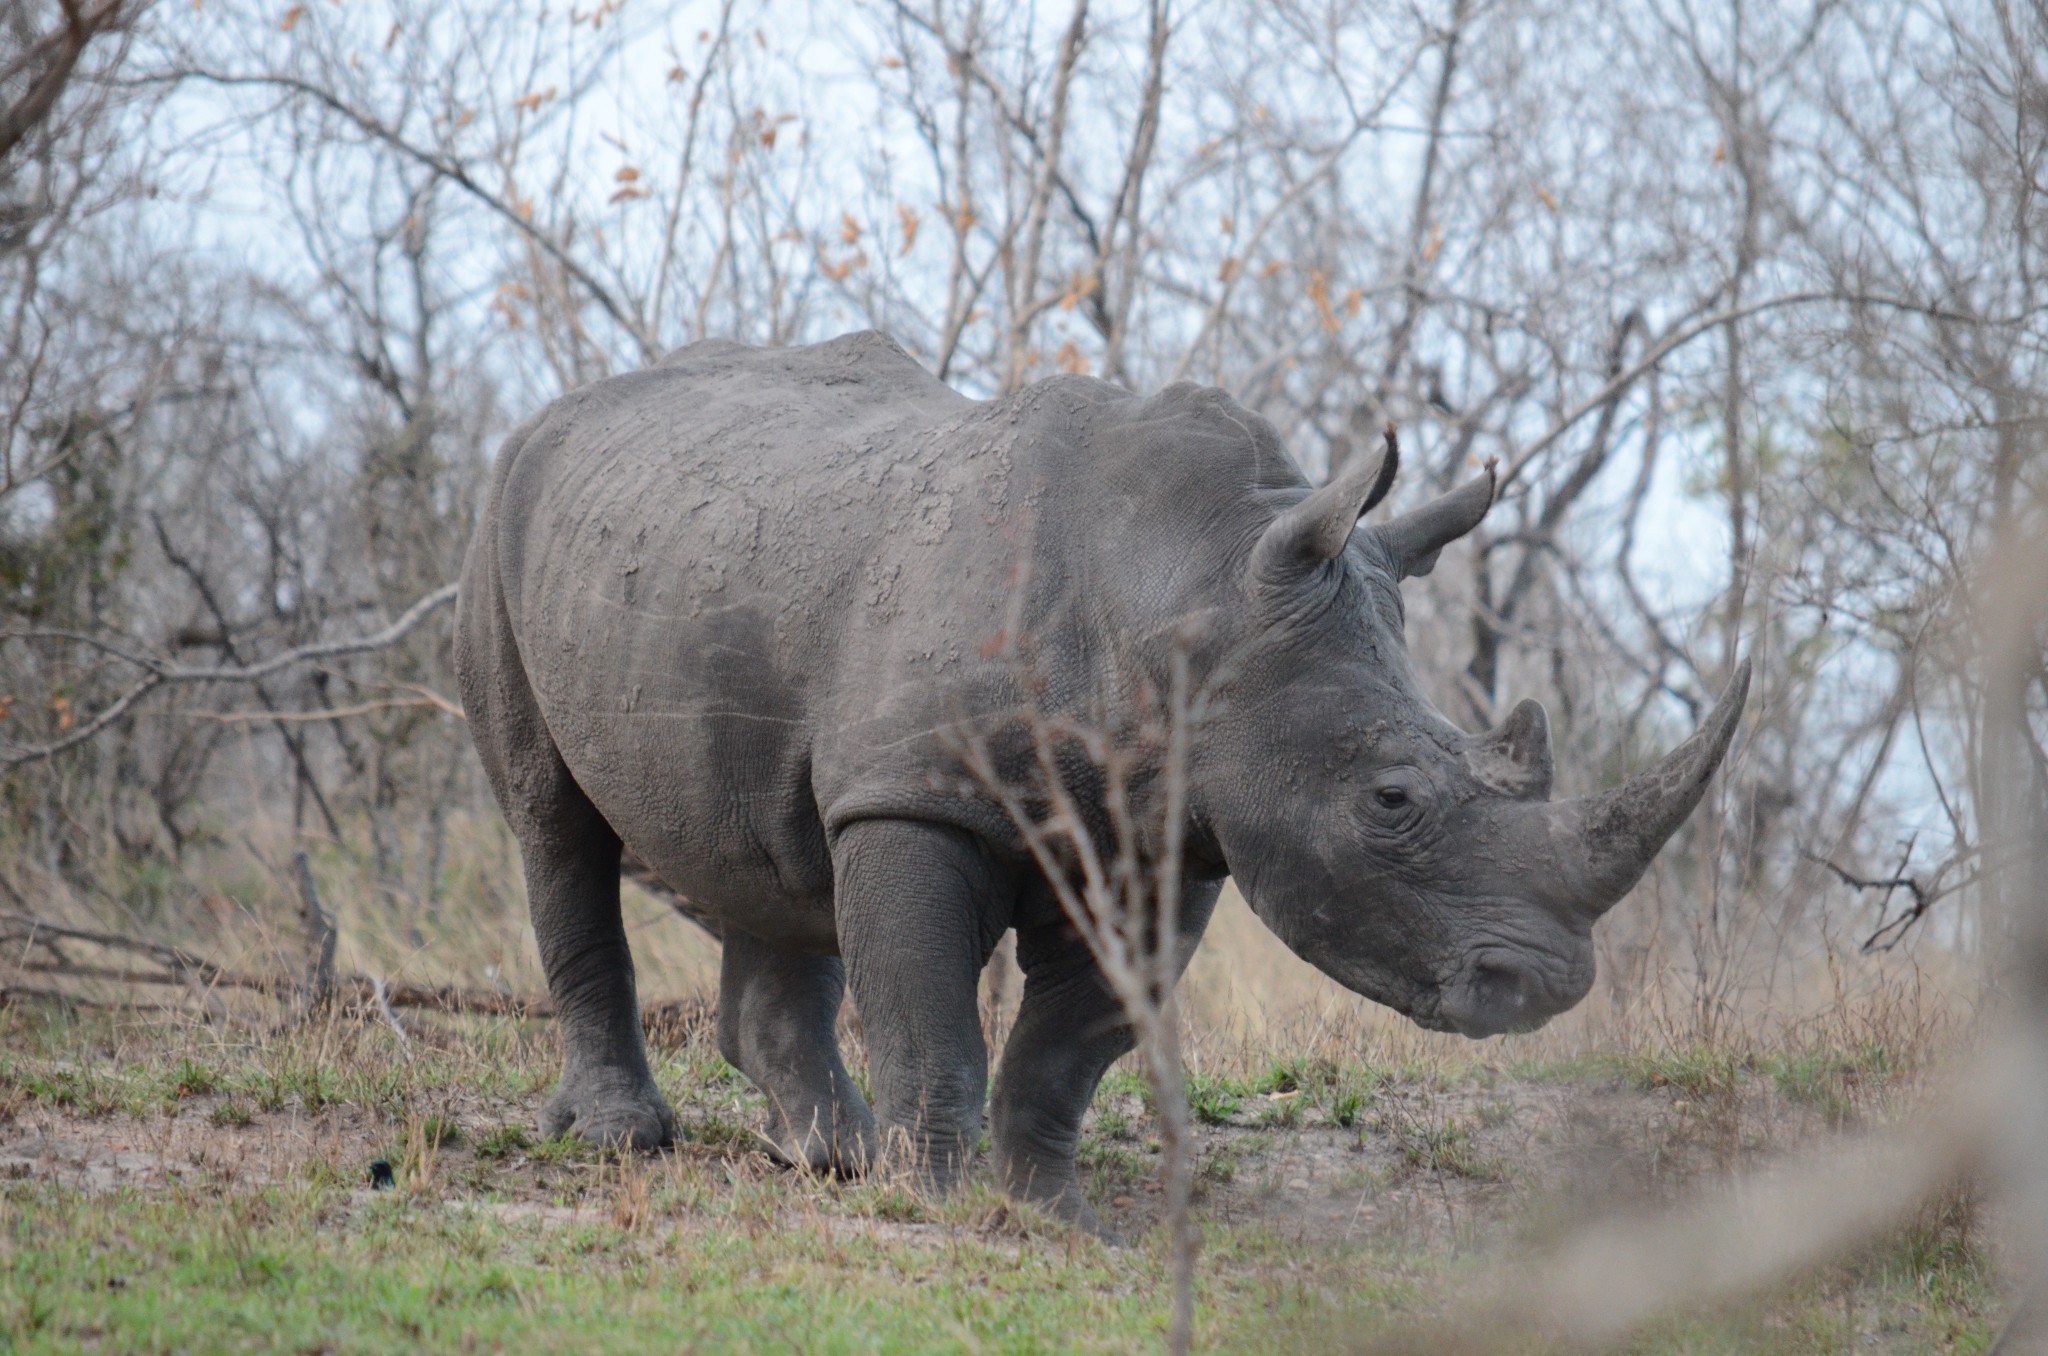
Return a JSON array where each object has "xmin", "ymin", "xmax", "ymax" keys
[
  {"xmin": 1370, "ymin": 459, "xmax": 1498, "ymax": 578},
  {"xmin": 1570, "ymin": 659, "xmax": 1753, "ymax": 915},
  {"xmin": 1250, "ymin": 424, "xmax": 1399, "ymax": 589},
  {"xmin": 1467, "ymin": 698, "xmax": 1554, "ymax": 800}
]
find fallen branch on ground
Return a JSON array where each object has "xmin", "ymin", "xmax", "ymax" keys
[{"xmin": 0, "ymin": 906, "xmax": 711, "ymax": 1036}]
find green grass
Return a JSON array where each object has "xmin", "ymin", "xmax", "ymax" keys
[
  {"xmin": 476, "ymin": 1123, "xmax": 533, "ymax": 1159},
  {"xmin": 0, "ymin": 1183, "xmax": 1238, "ymax": 1354},
  {"xmin": 1761, "ymin": 1044, "xmax": 1896, "ymax": 1128}
]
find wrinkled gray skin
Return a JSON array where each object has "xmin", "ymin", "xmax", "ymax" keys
[{"xmin": 454, "ymin": 332, "xmax": 1749, "ymax": 1231}]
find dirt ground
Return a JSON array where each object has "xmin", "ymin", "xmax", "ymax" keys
[{"xmin": 0, "ymin": 1041, "xmax": 1878, "ymax": 1251}]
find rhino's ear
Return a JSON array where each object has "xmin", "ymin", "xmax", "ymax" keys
[
  {"xmin": 1466, "ymin": 697, "xmax": 1554, "ymax": 800},
  {"xmin": 1372, "ymin": 457, "xmax": 1497, "ymax": 579},
  {"xmin": 1250, "ymin": 425, "xmax": 1399, "ymax": 591}
]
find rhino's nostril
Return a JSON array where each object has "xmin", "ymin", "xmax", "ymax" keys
[
  {"xmin": 1471, "ymin": 962, "xmax": 1529, "ymax": 1014},
  {"xmin": 1436, "ymin": 958, "xmax": 1573, "ymax": 1038}
]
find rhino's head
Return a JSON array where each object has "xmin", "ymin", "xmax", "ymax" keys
[{"xmin": 1196, "ymin": 434, "xmax": 1749, "ymax": 1038}]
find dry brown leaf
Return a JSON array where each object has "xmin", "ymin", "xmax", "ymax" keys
[
  {"xmin": 280, "ymin": 5, "xmax": 305, "ymax": 30},
  {"xmin": 1307, "ymin": 268, "xmax": 1340, "ymax": 334}
]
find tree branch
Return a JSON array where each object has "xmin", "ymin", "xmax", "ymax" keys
[{"xmin": 1, "ymin": 583, "xmax": 458, "ymax": 772}]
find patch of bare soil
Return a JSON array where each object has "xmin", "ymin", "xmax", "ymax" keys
[
  {"xmin": 1095, "ymin": 1072, "xmax": 1887, "ymax": 1249},
  {"xmin": 0, "ymin": 1099, "xmax": 389, "ymax": 1194}
]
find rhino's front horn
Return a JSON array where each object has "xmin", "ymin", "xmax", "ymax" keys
[{"xmin": 1563, "ymin": 659, "xmax": 1753, "ymax": 916}]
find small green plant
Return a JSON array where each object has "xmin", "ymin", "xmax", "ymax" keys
[
  {"xmin": 18, "ymin": 1066, "xmax": 118, "ymax": 1116},
  {"xmin": 860, "ymin": 1185, "xmax": 929, "ymax": 1224},
  {"xmin": 416, "ymin": 1113, "xmax": 464, "ymax": 1149},
  {"xmin": 208, "ymin": 1099, "xmax": 253, "ymax": 1128},
  {"xmin": 690, "ymin": 1114, "xmax": 763, "ymax": 1154},
  {"xmin": 1255, "ymin": 1094, "xmax": 1303, "ymax": 1129},
  {"xmin": 1092, "ymin": 1104, "xmax": 1134, "ymax": 1141},
  {"xmin": 167, "ymin": 1058, "xmax": 220, "ymax": 1098},
  {"xmin": 1195, "ymin": 1133, "xmax": 1272, "ymax": 1189},
  {"xmin": 1094, "ymin": 1069, "xmax": 1148, "ymax": 1107},
  {"xmin": 1324, "ymin": 1069, "xmax": 1379, "ymax": 1129},
  {"xmin": 528, "ymin": 1134, "xmax": 601, "ymax": 1165},
  {"xmin": 1475, "ymin": 1099, "xmax": 1517, "ymax": 1129},
  {"xmin": 1078, "ymin": 1136, "xmax": 1144, "ymax": 1186},
  {"xmin": 1765, "ymin": 1045, "xmax": 1892, "ymax": 1128},
  {"xmin": 1253, "ymin": 1057, "xmax": 1340, "ymax": 1096},
  {"xmin": 1395, "ymin": 1117, "xmax": 1502, "ymax": 1181},
  {"xmin": 1631, "ymin": 1049, "xmax": 1741, "ymax": 1100},
  {"xmin": 1186, "ymin": 1072, "xmax": 1243, "ymax": 1125},
  {"xmin": 476, "ymin": 1124, "xmax": 533, "ymax": 1159}
]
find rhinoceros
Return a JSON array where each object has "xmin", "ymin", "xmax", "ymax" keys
[{"xmin": 454, "ymin": 330, "xmax": 1747, "ymax": 1227}]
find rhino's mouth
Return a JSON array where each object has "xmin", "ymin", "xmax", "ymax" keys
[{"xmin": 1422, "ymin": 946, "xmax": 1595, "ymax": 1039}]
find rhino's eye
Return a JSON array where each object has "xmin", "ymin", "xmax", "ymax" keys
[{"xmin": 1375, "ymin": 787, "xmax": 1410, "ymax": 810}]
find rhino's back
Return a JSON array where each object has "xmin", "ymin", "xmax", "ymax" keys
[{"xmin": 487, "ymin": 332, "xmax": 1029, "ymax": 941}]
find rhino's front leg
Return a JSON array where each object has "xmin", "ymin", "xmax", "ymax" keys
[
  {"xmin": 989, "ymin": 881, "xmax": 1221, "ymax": 1234},
  {"xmin": 717, "ymin": 927, "xmax": 875, "ymax": 1174},
  {"xmin": 834, "ymin": 818, "xmax": 1006, "ymax": 1192}
]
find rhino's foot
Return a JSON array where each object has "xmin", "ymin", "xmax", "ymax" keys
[
  {"xmin": 763, "ymin": 1096, "xmax": 876, "ymax": 1176},
  {"xmin": 869, "ymin": 1124, "xmax": 983, "ymax": 1199},
  {"xmin": 1001, "ymin": 1158, "xmax": 1120, "ymax": 1241},
  {"xmin": 541, "ymin": 1071, "xmax": 675, "ymax": 1151}
]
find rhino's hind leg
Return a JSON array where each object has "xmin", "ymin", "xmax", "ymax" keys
[
  {"xmin": 989, "ymin": 882, "xmax": 1222, "ymax": 1236},
  {"xmin": 718, "ymin": 928, "xmax": 875, "ymax": 1173},
  {"xmin": 456, "ymin": 464, "xmax": 673, "ymax": 1152},
  {"xmin": 834, "ymin": 819, "xmax": 1003, "ymax": 1193},
  {"xmin": 524, "ymin": 812, "xmax": 676, "ymax": 1150}
]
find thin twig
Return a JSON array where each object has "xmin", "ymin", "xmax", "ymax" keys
[{"xmin": 291, "ymin": 849, "xmax": 337, "ymax": 1017}]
